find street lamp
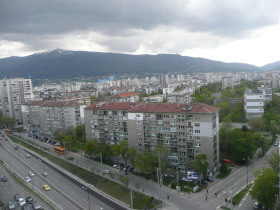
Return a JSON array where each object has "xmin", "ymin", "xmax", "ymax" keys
[
  {"xmin": 243, "ymin": 157, "xmax": 249, "ymax": 188},
  {"xmin": 82, "ymin": 186, "xmax": 90, "ymax": 210}
]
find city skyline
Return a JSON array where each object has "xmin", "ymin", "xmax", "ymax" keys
[{"xmin": 1, "ymin": 0, "xmax": 280, "ymax": 66}]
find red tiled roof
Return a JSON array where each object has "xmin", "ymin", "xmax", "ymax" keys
[
  {"xmin": 128, "ymin": 103, "xmax": 219, "ymax": 113},
  {"xmin": 86, "ymin": 102, "xmax": 140, "ymax": 110},
  {"xmin": 68, "ymin": 90, "xmax": 96, "ymax": 93},
  {"xmin": 111, "ymin": 92, "xmax": 140, "ymax": 98}
]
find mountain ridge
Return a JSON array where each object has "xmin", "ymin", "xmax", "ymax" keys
[{"xmin": 0, "ymin": 49, "xmax": 277, "ymax": 79}]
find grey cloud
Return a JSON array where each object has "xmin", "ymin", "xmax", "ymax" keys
[{"xmin": 1, "ymin": 0, "xmax": 280, "ymax": 53}]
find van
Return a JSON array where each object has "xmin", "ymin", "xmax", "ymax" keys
[{"xmin": 222, "ymin": 159, "xmax": 235, "ymax": 166}]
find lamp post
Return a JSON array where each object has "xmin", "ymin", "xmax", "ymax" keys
[{"xmin": 82, "ymin": 186, "xmax": 90, "ymax": 210}]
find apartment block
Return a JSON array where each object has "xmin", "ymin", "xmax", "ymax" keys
[
  {"xmin": 222, "ymin": 77, "xmax": 234, "ymax": 90},
  {"xmin": 110, "ymin": 92, "xmax": 140, "ymax": 102},
  {"xmin": 167, "ymin": 90, "xmax": 193, "ymax": 104},
  {"xmin": 85, "ymin": 102, "xmax": 220, "ymax": 172},
  {"xmin": 244, "ymin": 89, "xmax": 264, "ymax": 119},
  {"xmin": 21, "ymin": 101, "xmax": 85, "ymax": 137},
  {"xmin": 84, "ymin": 102, "xmax": 139, "ymax": 144},
  {"xmin": 0, "ymin": 78, "xmax": 33, "ymax": 126}
]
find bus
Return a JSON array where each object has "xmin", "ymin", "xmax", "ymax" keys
[
  {"xmin": 54, "ymin": 146, "xmax": 66, "ymax": 155},
  {"xmin": 5, "ymin": 129, "xmax": 13, "ymax": 134}
]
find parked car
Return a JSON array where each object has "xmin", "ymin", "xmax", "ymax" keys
[
  {"xmin": 128, "ymin": 167, "xmax": 135, "ymax": 172},
  {"xmin": 42, "ymin": 172, "xmax": 48, "ymax": 177},
  {"xmin": 8, "ymin": 201, "xmax": 15, "ymax": 209},
  {"xmin": 25, "ymin": 176, "xmax": 31, "ymax": 182},
  {"xmin": 18, "ymin": 197, "xmax": 26, "ymax": 206},
  {"xmin": 274, "ymin": 141, "xmax": 279, "ymax": 146},
  {"xmin": 22, "ymin": 203, "xmax": 31, "ymax": 210},
  {"xmin": 113, "ymin": 162, "xmax": 119, "ymax": 168},
  {"xmin": 253, "ymin": 201, "xmax": 260, "ymax": 209},
  {"xmin": 182, "ymin": 177, "xmax": 192, "ymax": 182},
  {"xmin": 207, "ymin": 177, "xmax": 214, "ymax": 182},
  {"xmin": 67, "ymin": 157, "xmax": 74, "ymax": 161},
  {"xmin": 15, "ymin": 193, "xmax": 22, "ymax": 201},
  {"xmin": 26, "ymin": 196, "xmax": 33, "ymax": 204},
  {"xmin": 103, "ymin": 170, "xmax": 110, "ymax": 174},
  {"xmin": 33, "ymin": 202, "xmax": 42, "ymax": 210}
]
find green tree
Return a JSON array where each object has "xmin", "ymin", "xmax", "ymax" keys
[
  {"xmin": 250, "ymin": 168, "xmax": 278, "ymax": 209},
  {"xmin": 248, "ymin": 118, "xmax": 266, "ymax": 132},
  {"xmin": 134, "ymin": 151, "xmax": 158, "ymax": 177},
  {"xmin": 267, "ymin": 152, "xmax": 279, "ymax": 173},
  {"xmin": 112, "ymin": 140, "xmax": 136, "ymax": 175},
  {"xmin": 193, "ymin": 154, "xmax": 209, "ymax": 182},
  {"xmin": 62, "ymin": 135, "xmax": 78, "ymax": 150},
  {"xmin": 98, "ymin": 139, "xmax": 113, "ymax": 159},
  {"xmin": 75, "ymin": 124, "xmax": 86, "ymax": 142}
]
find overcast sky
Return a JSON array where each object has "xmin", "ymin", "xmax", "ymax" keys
[{"xmin": 1, "ymin": 0, "xmax": 280, "ymax": 66}]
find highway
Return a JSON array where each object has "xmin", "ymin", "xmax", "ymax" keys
[{"xmin": 0, "ymin": 135, "xmax": 123, "ymax": 210}]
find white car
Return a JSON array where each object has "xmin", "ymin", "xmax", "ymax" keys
[
  {"xmin": 182, "ymin": 177, "xmax": 192, "ymax": 182},
  {"xmin": 42, "ymin": 172, "xmax": 48, "ymax": 177},
  {"xmin": 274, "ymin": 142, "xmax": 278, "ymax": 146},
  {"xmin": 29, "ymin": 171, "xmax": 35, "ymax": 177},
  {"xmin": 25, "ymin": 176, "xmax": 31, "ymax": 182},
  {"xmin": 18, "ymin": 197, "xmax": 26, "ymax": 206},
  {"xmin": 103, "ymin": 170, "xmax": 110, "ymax": 174}
]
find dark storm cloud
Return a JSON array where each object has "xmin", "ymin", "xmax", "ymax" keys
[{"xmin": 0, "ymin": 0, "xmax": 279, "ymax": 53}]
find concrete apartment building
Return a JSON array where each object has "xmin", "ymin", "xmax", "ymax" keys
[
  {"xmin": 167, "ymin": 90, "xmax": 193, "ymax": 104},
  {"xmin": 244, "ymin": 89, "xmax": 265, "ymax": 119},
  {"xmin": 0, "ymin": 78, "xmax": 33, "ymax": 126},
  {"xmin": 21, "ymin": 101, "xmax": 86, "ymax": 137},
  {"xmin": 85, "ymin": 102, "xmax": 220, "ymax": 172},
  {"xmin": 84, "ymin": 102, "xmax": 139, "ymax": 143},
  {"xmin": 222, "ymin": 77, "xmax": 235, "ymax": 90},
  {"xmin": 110, "ymin": 92, "xmax": 140, "ymax": 102}
]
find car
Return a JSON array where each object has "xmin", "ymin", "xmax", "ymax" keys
[
  {"xmin": 5, "ymin": 138, "xmax": 8, "ymax": 141},
  {"xmin": 18, "ymin": 197, "xmax": 26, "ymax": 206},
  {"xmin": 128, "ymin": 167, "xmax": 135, "ymax": 172},
  {"xmin": 25, "ymin": 154, "xmax": 30, "ymax": 158},
  {"xmin": 26, "ymin": 196, "xmax": 33, "ymax": 204},
  {"xmin": 22, "ymin": 203, "xmax": 31, "ymax": 210},
  {"xmin": 54, "ymin": 142, "xmax": 61, "ymax": 146},
  {"xmin": 25, "ymin": 176, "xmax": 31, "ymax": 182},
  {"xmin": 113, "ymin": 163, "xmax": 119, "ymax": 168},
  {"xmin": 8, "ymin": 201, "xmax": 15, "ymax": 209},
  {"xmin": 29, "ymin": 171, "xmax": 35, "ymax": 177},
  {"xmin": 253, "ymin": 201, "xmax": 260, "ymax": 209},
  {"xmin": 67, "ymin": 156, "xmax": 74, "ymax": 160},
  {"xmin": 43, "ymin": 184, "xmax": 50, "ymax": 191},
  {"xmin": 42, "ymin": 172, "xmax": 48, "ymax": 177},
  {"xmin": 33, "ymin": 202, "xmax": 42, "ymax": 210},
  {"xmin": 274, "ymin": 142, "xmax": 279, "ymax": 146},
  {"xmin": 15, "ymin": 193, "xmax": 22, "ymax": 201},
  {"xmin": 14, "ymin": 145, "xmax": 18, "ymax": 150},
  {"xmin": 207, "ymin": 177, "xmax": 214, "ymax": 182},
  {"xmin": 1, "ymin": 175, "xmax": 8, "ymax": 182},
  {"xmin": 103, "ymin": 170, "xmax": 110, "ymax": 174},
  {"xmin": 182, "ymin": 177, "xmax": 192, "ymax": 182},
  {"xmin": 164, "ymin": 174, "xmax": 175, "ymax": 179}
]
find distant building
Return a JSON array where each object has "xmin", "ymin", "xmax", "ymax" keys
[
  {"xmin": 222, "ymin": 77, "xmax": 234, "ymax": 90},
  {"xmin": 110, "ymin": 92, "xmax": 140, "ymax": 102},
  {"xmin": 21, "ymin": 101, "xmax": 85, "ymax": 137},
  {"xmin": 244, "ymin": 89, "xmax": 264, "ymax": 119},
  {"xmin": 0, "ymin": 78, "xmax": 33, "ymax": 126},
  {"xmin": 143, "ymin": 95, "xmax": 164, "ymax": 103}
]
